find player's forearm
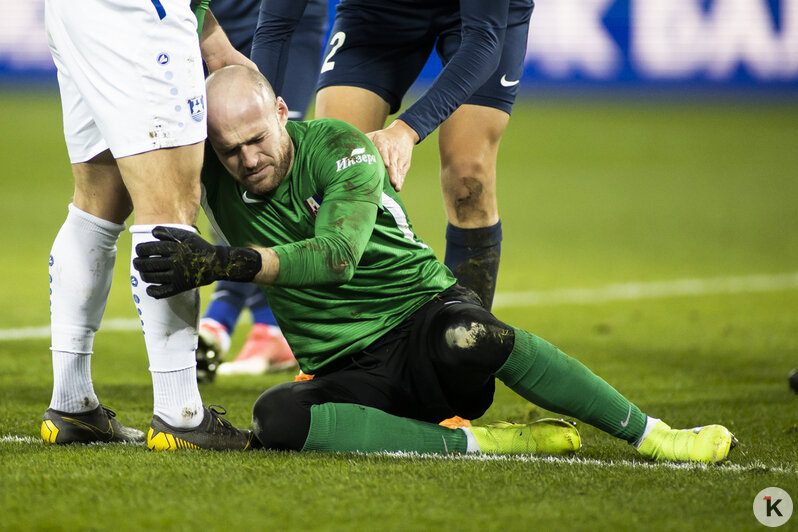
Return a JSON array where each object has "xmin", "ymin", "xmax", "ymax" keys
[
  {"xmin": 251, "ymin": 0, "xmax": 311, "ymax": 93},
  {"xmin": 271, "ymin": 236, "xmax": 359, "ymax": 287},
  {"xmin": 398, "ymin": 30, "xmax": 503, "ymax": 141},
  {"xmin": 268, "ymin": 199, "xmax": 378, "ymax": 287},
  {"xmin": 250, "ymin": 247, "xmax": 281, "ymax": 285},
  {"xmin": 398, "ymin": 0, "xmax": 509, "ymax": 141},
  {"xmin": 200, "ymin": 11, "xmax": 257, "ymax": 73},
  {"xmin": 203, "ymin": 236, "xmax": 355, "ymax": 288}
]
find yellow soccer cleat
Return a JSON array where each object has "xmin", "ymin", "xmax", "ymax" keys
[
  {"xmin": 469, "ymin": 418, "xmax": 581, "ymax": 455},
  {"xmin": 148, "ymin": 405, "xmax": 255, "ymax": 451},
  {"xmin": 41, "ymin": 405, "xmax": 145, "ymax": 445},
  {"xmin": 637, "ymin": 420, "xmax": 737, "ymax": 464}
]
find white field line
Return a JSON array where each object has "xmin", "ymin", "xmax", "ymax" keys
[
  {"xmin": 2, "ymin": 272, "xmax": 797, "ymax": 342},
  {"xmin": 0, "ymin": 434, "xmax": 141, "ymax": 446},
  {"xmin": 376, "ymin": 451, "xmax": 797, "ymax": 475},
  {"xmin": 493, "ymin": 271, "xmax": 798, "ymax": 308},
  {"xmin": 0, "ymin": 318, "xmax": 140, "ymax": 342},
  {"xmin": 1, "ymin": 434, "xmax": 792, "ymax": 474}
]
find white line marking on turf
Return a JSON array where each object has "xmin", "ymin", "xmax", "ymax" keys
[
  {"xmin": 4, "ymin": 434, "xmax": 789, "ymax": 473},
  {"xmin": 0, "ymin": 318, "xmax": 140, "ymax": 342},
  {"xmin": 493, "ymin": 271, "xmax": 798, "ymax": 308},
  {"xmin": 0, "ymin": 434, "xmax": 141, "ymax": 446},
  {"xmin": 2, "ymin": 272, "xmax": 797, "ymax": 341},
  {"xmin": 378, "ymin": 451, "xmax": 797, "ymax": 475},
  {"xmin": 1, "ymin": 435, "xmax": 40, "ymax": 444}
]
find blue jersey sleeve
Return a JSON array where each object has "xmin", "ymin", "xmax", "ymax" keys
[
  {"xmin": 398, "ymin": 0, "xmax": 510, "ymax": 142},
  {"xmin": 251, "ymin": 0, "xmax": 311, "ymax": 94}
]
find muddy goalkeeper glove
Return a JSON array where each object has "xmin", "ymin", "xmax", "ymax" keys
[{"xmin": 133, "ymin": 226, "xmax": 261, "ymax": 299}]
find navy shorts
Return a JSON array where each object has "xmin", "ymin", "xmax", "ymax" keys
[{"xmin": 317, "ymin": 0, "xmax": 534, "ymax": 114}]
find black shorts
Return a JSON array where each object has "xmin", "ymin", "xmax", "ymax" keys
[
  {"xmin": 294, "ymin": 284, "xmax": 501, "ymax": 423},
  {"xmin": 317, "ymin": 0, "xmax": 534, "ymax": 114}
]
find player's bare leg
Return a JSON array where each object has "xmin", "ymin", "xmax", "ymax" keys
[
  {"xmin": 116, "ymin": 143, "xmax": 203, "ymax": 225},
  {"xmin": 315, "ymin": 86, "xmax": 390, "ymax": 133},
  {"xmin": 44, "ymin": 150, "xmax": 141, "ymax": 444},
  {"xmin": 438, "ymin": 104, "xmax": 509, "ymax": 310},
  {"xmin": 120, "ymin": 143, "xmax": 253, "ymax": 449},
  {"xmin": 119, "ymin": 144, "xmax": 204, "ymax": 425}
]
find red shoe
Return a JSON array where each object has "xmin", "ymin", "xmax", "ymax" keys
[
  {"xmin": 218, "ymin": 324, "xmax": 296, "ymax": 375},
  {"xmin": 196, "ymin": 318, "xmax": 231, "ymax": 383}
]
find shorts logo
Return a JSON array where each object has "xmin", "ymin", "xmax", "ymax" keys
[
  {"xmin": 500, "ymin": 74, "xmax": 521, "ymax": 87},
  {"xmin": 187, "ymin": 95, "xmax": 205, "ymax": 122},
  {"xmin": 157, "ymin": 53, "xmax": 170, "ymax": 65},
  {"xmin": 336, "ymin": 147, "xmax": 376, "ymax": 172},
  {"xmin": 304, "ymin": 195, "xmax": 322, "ymax": 219}
]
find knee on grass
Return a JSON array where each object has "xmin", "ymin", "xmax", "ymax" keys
[{"xmin": 252, "ymin": 382, "xmax": 312, "ymax": 451}]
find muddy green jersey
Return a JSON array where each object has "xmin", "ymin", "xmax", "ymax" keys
[{"xmin": 201, "ymin": 118, "xmax": 456, "ymax": 372}]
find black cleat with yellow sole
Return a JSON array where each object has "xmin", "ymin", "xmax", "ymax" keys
[
  {"xmin": 148, "ymin": 405, "xmax": 255, "ymax": 451},
  {"xmin": 41, "ymin": 405, "xmax": 145, "ymax": 445}
]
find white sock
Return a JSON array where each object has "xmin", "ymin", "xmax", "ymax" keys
[
  {"xmin": 130, "ymin": 223, "xmax": 203, "ymax": 428},
  {"xmin": 151, "ymin": 367, "xmax": 205, "ymax": 428},
  {"xmin": 461, "ymin": 427, "xmax": 481, "ymax": 453},
  {"xmin": 49, "ymin": 204, "xmax": 124, "ymax": 412},
  {"xmin": 50, "ymin": 351, "xmax": 97, "ymax": 413},
  {"xmin": 634, "ymin": 416, "xmax": 661, "ymax": 448}
]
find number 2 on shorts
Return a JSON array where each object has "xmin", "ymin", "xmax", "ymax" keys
[{"xmin": 321, "ymin": 32, "xmax": 346, "ymax": 73}]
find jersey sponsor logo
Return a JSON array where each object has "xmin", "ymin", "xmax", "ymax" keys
[
  {"xmin": 335, "ymin": 148, "xmax": 377, "ymax": 172},
  {"xmin": 304, "ymin": 194, "xmax": 322, "ymax": 219},
  {"xmin": 187, "ymin": 95, "xmax": 205, "ymax": 122},
  {"xmin": 500, "ymin": 74, "xmax": 521, "ymax": 87},
  {"xmin": 156, "ymin": 53, "xmax": 169, "ymax": 65}
]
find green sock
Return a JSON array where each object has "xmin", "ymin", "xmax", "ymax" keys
[
  {"xmin": 496, "ymin": 327, "xmax": 646, "ymax": 443},
  {"xmin": 301, "ymin": 403, "xmax": 468, "ymax": 454}
]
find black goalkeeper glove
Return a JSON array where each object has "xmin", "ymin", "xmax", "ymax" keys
[{"xmin": 133, "ymin": 226, "xmax": 262, "ymax": 299}]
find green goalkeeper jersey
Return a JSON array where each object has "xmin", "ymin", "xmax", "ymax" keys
[{"xmin": 201, "ymin": 118, "xmax": 456, "ymax": 373}]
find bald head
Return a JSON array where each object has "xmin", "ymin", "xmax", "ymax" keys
[
  {"xmin": 205, "ymin": 65, "xmax": 294, "ymax": 195},
  {"xmin": 206, "ymin": 65, "xmax": 279, "ymax": 136}
]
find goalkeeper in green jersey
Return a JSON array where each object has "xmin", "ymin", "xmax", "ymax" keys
[{"xmin": 133, "ymin": 65, "xmax": 736, "ymax": 462}]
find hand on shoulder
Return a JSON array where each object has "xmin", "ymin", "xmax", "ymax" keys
[{"xmin": 367, "ymin": 120, "xmax": 420, "ymax": 192}]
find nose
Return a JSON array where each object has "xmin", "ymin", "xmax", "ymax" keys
[{"xmin": 240, "ymin": 145, "xmax": 260, "ymax": 171}]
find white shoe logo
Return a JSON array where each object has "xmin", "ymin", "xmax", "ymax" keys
[
  {"xmin": 242, "ymin": 190, "xmax": 266, "ymax": 204},
  {"xmin": 620, "ymin": 405, "xmax": 632, "ymax": 427},
  {"xmin": 500, "ymin": 74, "xmax": 520, "ymax": 87}
]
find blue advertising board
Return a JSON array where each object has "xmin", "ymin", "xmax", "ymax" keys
[{"xmin": 2, "ymin": 0, "xmax": 796, "ymax": 88}]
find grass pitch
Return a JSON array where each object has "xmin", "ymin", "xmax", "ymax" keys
[{"xmin": 0, "ymin": 89, "xmax": 796, "ymax": 531}]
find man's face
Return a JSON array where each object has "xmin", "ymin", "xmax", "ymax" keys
[{"xmin": 209, "ymin": 96, "xmax": 293, "ymax": 196}]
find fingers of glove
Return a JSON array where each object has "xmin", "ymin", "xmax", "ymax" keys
[
  {"xmin": 146, "ymin": 284, "xmax": 178, "ymax": 299},
  {"xmin": 137, "ymin": 270, "xmax": 175, "ymax": 285},
  {"xmin": 132, "ymin": 256, "xmax": 174, "ymax": 273},
  {"xmin": 152, "ymin": 225, "xmax": 196, "ymax": 243},
  {"xmin": 135, "ymin": 241, "xmax": 180, "ymax": 259}
]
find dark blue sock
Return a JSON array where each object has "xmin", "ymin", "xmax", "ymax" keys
[
  {"xmin": 248, "ymin": 289, "xmax": 279, "ymax": 327},
  {"xmin": 444, "ymin": 220, "xmax": 502, "ymax": 310}
]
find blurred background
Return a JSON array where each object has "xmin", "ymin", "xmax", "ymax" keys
[
  {"xmin": 1, "ymin": 0, "xmax": 796, "ymax": 334},
  {"xmin": 2, "ymin": 0, "xmax": 797, "ymax": 88}
]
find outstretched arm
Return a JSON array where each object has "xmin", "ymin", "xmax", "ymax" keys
[
  {"xmin": 133, "ymin": 199, "xmax": 378, "ymax": 298},
  {"xmin": 251, "ymin": 0, "xmax": 312, "ymax": 93},
  {"xmin": 199, "ymin": 10, "xmax": 258, "ymax": 73},
  {"xmin": 375, "ymin": 0, "xmax": 510, "ymax": 191}
]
